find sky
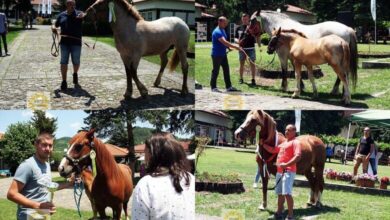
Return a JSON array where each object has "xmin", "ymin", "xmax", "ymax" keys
[{"xmin": 0, "ymin": 110, "xmax": 192, "ymax": 138}]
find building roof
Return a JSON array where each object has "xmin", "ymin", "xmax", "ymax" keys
[
  {"xmin": 195, "ymin": 2, "xmax": 207, "ymax": 8},
  {"xmin": 105, "ymin": 143, "xmax": 129, "ymax": 157},
  {"xmin": 135, "ymin": 141, "xmax": 191, "ymax": 154},
  {"xmin": 201, "ymin": 12, "xmax": 215, "ymax": 18},
  {"xmin": 0, "ymin": 132, "xmax": 4, "ymax": 140},
  {"xmin": 285, "ymin": 4, "xmax": 313, "ymax": 15},
  {"xmin": 201, "ymin": 110, "xmax": 230, "ymax": 118}
]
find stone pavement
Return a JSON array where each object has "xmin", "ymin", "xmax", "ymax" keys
[
  {"xmin": 0, "ymin": 25, "xmax": 194, "ymax": 110},
  {"xmin": 195, "ymin": 88, "xmax": 353, "ymax": 110}
]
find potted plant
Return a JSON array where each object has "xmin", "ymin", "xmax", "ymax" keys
[
  {"xmin": 380, "ymin": 177, "xmax": 389, "ymax": 190},
  {"xmin": 356, "ymin": 173, "xmax": 377, "ymax": 188},
  {"xmin": 324, "ymin": 168, "xmax": 337, "ymax": 180}
]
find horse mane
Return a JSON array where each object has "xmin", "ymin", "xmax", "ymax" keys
[
  {"xmin": 282, "ymin": 29, "xmax": 307, "ymax": 38},
  {"xmin": 115, "ymin": 0, "xmax": 144, "ymax": 20},
  {"xmin": 92, "ymin": 137, "xmax": 123, "ymax": 179},
  {"xmin": 254, "ymin": 110, "xmax": 277, "ymax": 146}
]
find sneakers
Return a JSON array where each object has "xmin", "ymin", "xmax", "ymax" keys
[
  {"xmin": 239, "ymin": 78, "xmax": 244, "ymax": 84},
  {"xmin": 226, "ymin": 86, "xmax": 239, "ymax": 92},
  {"xmin": 73, "ymin": 73, "xmax": 78, "ymax": 85},
  {"xmin": 253, "ymin": 183, "xmax": 258, "ymax": 188},
  {"xmin": 61, "ymin": 80, "xmax": 68, "ymax": 91},
  {"xmin": 211, "ymin": 88, "xmax": 221, "ymax": 93},
  {"xmin": 251, "ymin": 79, "xmax": 256, "ymax": 86}
]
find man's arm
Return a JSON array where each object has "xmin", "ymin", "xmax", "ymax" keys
[
  {"xmin": 280, "ymin": 154, "xmax": 301, "ymax": 169},
  {"xmin": 7, "ymin": 180, "xmax": 55, "ymax": 211},
  {"xmin": 262, "ymin": 143, "xmax": 279, "ymax": 154},
  {"xmin": 218, "ymin": 37, "xmax": 243, "ymax": 52},
  {"xmin": 367, "ymin": 143, "xmax": 375, "ymax": 161},
  {"xmin": 354, "ymin": 142, "xmax": 360, "ymax": 158}
]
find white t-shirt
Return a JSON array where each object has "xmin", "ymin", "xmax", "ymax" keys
[{"xmin": 131, "ymin": 172, "xmax": 195, "ymax": 220}]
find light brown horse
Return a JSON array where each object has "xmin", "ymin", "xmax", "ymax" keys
[
  {"xmin": 234, "ymin": 110, "xmax": 326, "ymax": 210},
  {"xmin": 58, "ymin": 130, "xmax": 133, "ymax": 220},
  {"xmin": 267, "ymin": 28, "xmax": 357, "ymax": 105},
  {"xmin": 85, "ymin": 0, "xmax": 190, "ymax": 99}
]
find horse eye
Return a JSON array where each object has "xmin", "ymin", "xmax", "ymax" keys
[{"xmin": 74, "ymin": 144, "xmax": 83, "ymax": 152}]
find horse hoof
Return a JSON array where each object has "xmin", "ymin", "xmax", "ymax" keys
[
  {"xmin": 314, "ymin": 202, "xmax": 322, "ymax": 209},
  {"xmin": 123, "ymin": 93, "xmax": 132, "ymax": 100},
  {"xmin": 154, "ymin": 80, "xmax": 161, "ymax": 87},
  {"xmin": 140, "ymin": 90, "xmax": 149, "ymax": 98},
  {"xmin": 258, "ymin": 204, "xmax": 266, "ymax": 211},
  {"xmin": 306, "ymin": 202, "xmax": 313, "ymax": 208}
]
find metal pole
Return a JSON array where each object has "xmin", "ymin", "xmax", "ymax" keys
[
  {"xmin": 375, "ymin": 19, "xmax": 377, "ymax": 44},
  {"xmin": 344, "ymin": 122, "xmax": 352, "ymax": 164}
]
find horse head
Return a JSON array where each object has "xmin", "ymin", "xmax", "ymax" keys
[
  {"xmin": 248, "ymin": 10, "xmax": 263, "ymax": 37},
  {"xmin": 58, "ymin": 129, "xmax": 96, "ymax": 178},
  {"xmin": 267, "ymin": 27, "xmax": 282, "ymax": 54},
  {"xmin": 234, "ymin": 110, "xmax": 276, "ymax": 144}
]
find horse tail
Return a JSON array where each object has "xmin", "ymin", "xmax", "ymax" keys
[
  {"xmin": 168, "ymin": 49, "xmax": 180, "ymax": 72},
  {"xmin": 348, "ymin": 31, "xmax": 358, "ymax": 90}
]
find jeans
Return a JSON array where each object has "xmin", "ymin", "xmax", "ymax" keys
[
  {"xmin": 0, "ymin": 33, "xmax": 7, "ymax": 54},
  {"xmin": 210, "ymin": 55, "xmax": 232, "ymax": 89},
  {"xmin": 369, "ymin": 158, "xmax": 377, "ymax": 175},
  {"xmin": 60, "ymin": 44, "xmax": 82, "ymax": 65},
  {"xmin": 254, "ymin": 166, "xmax": 261, "ymax": 183}
]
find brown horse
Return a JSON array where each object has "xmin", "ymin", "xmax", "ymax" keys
[
  {"xmin": 268, "ymin": 28, "xmax": 356, "ymax": 105},
  {"xmin": 85, "ymin": 0, "xmax": 190, "ymax": 99},
  {"xmin": 234, "ymin": 110, "xmax": 326, "ymax": 210},
  {"xmin": 58, "ymin": 130, "xmax": 133, "ymax": 220}
]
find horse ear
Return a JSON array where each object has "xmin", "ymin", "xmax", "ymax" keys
[
  {"xmin": 86, "ymin": 129, "xmax": 95, "ymax": 141},
  {"xmin": 277, "ymin": 27, "xmax": 281, "ymax": 35}
]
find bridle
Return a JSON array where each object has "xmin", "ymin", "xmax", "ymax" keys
[{"xmin": 65, "ymin": 140, "xmax": 96, "ymax": 175}]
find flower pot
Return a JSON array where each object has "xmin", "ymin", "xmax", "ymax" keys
[
  {"xmin": 356, "ymin": 179, "xmax": 375, "ymax": 188},
  {"xmin": 380, "ymin": 183, "xmax": 387, "ymax": 190}
]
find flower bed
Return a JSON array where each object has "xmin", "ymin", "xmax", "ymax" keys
[
  {"xmin": 380, "ymin": 177, "xmax": 389, "ymax": 190},
  {"xmin": 324, "ymin": 169, "xmax": 352, "ymax": 182},
  {"xmin": 196, "ymin": 172, "xmax": 245, "ymax": 194},
  {"xmin": 356, "ymin": 173, "xmax": 377, "ymax": 188}
]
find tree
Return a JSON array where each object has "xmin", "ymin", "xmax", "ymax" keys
[
  {"xmin": 30, "ymin": 110, "xmax": 58, "ymax": 136},
  {"xmin": 0, "ymin": 122, "xmax": 38, "ymax": 175}
]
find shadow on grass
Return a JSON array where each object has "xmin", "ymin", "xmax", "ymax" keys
[
  {"xmin": 294, "ymin": 205, "xmax": 341, "ymax": 219},
  {"xmin": 54, "ymin": 85, "xmax": 96, "ymax": 107}
]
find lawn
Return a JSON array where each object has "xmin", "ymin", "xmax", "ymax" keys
[
  {"xmin": 89, "ymin": 31, "xmax": 195, "ymax": 78},
  {"xmin": 195, "ymin": 43, "xmax": 390, "ymax": 109},
  {"xmin": 6, "ymin": 26, "xmax": 24, "ymax": 46},
  {"xmin": 0, "ymin": 198, "xmax": 92, "ymax": 220},
  {"xmin": 196, "ymin": 148, "xmax": 390, "ymax": 219}
]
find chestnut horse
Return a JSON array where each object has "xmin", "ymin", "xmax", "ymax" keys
[
  {"xmin": 234, "ymin": 110, "xmax": 326, "ymax": 210},
  {"xmin": 58, "ymin": 130, "xmax": 133, "ymax": 220},
  {"xmin": 268, "ymin": 28, "xmax": 356, "ymax": 105},
  {"xmin": 85, "ymin": 0, "xmax": 190, "ymax": 99}
]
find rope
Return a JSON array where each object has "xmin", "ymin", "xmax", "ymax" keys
[
  {"xmin": 73, "ymin": 178, "xmax": 85, "ymax": 218},
  {"xmin": 51, "ymin": 32, "xmax": 60, "ymax": 57}
]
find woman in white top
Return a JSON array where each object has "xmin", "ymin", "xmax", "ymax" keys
[{"xmin": 131, "ymin": 133, "xmax": 195, "ymax": 220}]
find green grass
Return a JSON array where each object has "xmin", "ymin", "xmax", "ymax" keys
[
  {"xmin": 195, "ymin": 43, "xmax": 390, "ymax": 109},
  {"xmin": 6, "ymin": 26, "xmax": 24, "ymax": 46},
  {"xmin": 0, "ymin": 198, "xmax": 93, "ymax": 220},
  {"xmin": 196, "ymin": 148, "xmax": 390, "ymax": 219},
  {"xmin": 357, "ymin": 43, "xmax": 390, "ymax": 53},
  {"xmin": 91, "ymin": 31, "xmax": 195, "ymax": 78}
]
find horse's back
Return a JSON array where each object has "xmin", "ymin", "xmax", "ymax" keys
[
  {"xmin": 306, "ymin": 21, "xmax": 354, "ymax": 42},
  {"xmin": 296, "ymin": 135, "xmax": 326, "ymax": 174}
]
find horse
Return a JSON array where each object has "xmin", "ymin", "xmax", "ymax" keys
[
  {"xmin": 58, "ymin": 130, "xmax": 133, "ymax": 220},
  {"xmin": 248, "ymin": 10, "xmax": 357, "ymax": 95},
  {"xmin": 234, "ymin": 110, "xmax": 326, "ymax": 210},
  {"xmin": 85, "ymin": 0, "xmax": 190, "ymax": 99},
  {"xmin": 268, "ymin": 28, "xmax": 355, "ymax": 105}
]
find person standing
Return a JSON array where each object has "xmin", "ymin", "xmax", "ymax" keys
[
  {"xmin": 234, "ymin": 13, "xmax": 256, "ymax": 86},
  {"xmin": 352, "ymin": 127, "xmax": 375, "ymax": 181},
  {"xmin": 262, "ymin": 124, "xmax": 301, "ymax": 220},
  {"xmin": 210, "ymin": 16, "xmax": 243, "ymax": 92},
  {"xmin": 7, "ymin": 133, "xmax": 74, "ymax": 220},
  {"xmin": 368, "ymin": 142, "xmax": 378, "ymax": 175},
  {"xmin": 131, "ymin": 133, "xmax": 195, "ymax": 220},
  {"xmin": 52, "ymin": 0, "xmax": 85, "ymax": 91},
  {"xmin": 0, "ymin": 11, "xmax": 10, "ymax": 57}
]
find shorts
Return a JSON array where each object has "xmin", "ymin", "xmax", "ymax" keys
[
  {"xmin": 275, "ymin": 171, "xmax": 296, "ymax": 195},
  {"xmin": 239, "ymin": 48, "xmax": 256, "ymax": 62},
  {"xmin": 60, "ymin": 44, "xmax": 82, "ymax": 65}
]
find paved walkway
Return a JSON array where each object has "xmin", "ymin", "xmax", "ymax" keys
[
  {"xmin": 0, "ymin": 25, "xmax": 194, "ymax": 110},
  {"xmin": 195, "ymin": 88, "xmax": 353, "ymax": 110}
]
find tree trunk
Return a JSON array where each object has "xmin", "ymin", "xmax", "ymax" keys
[{"xmin": 126, "ymin": 114, "xmax": 136, "ymax": 182}]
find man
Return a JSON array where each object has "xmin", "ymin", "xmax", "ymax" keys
[
  {"xmin": 234, "ymin": 13, "xmax": 256, "ymax": 86},
  {"xmin": 210, "ymin": 16, "xmax": 243, "ymax": 92},
  {"xmin": 352, "ymin": 127, "xmax": 375, "ymax": 181},
  {"xmin": 7, "ymin": 133, "xmax": 73, "ymax": 220},
  {"xmin": 263, "ymin": 124, "xmax": 301, "ymax": 220},
  {"xmin": 52, "ymin": 0, "xmax": 85, "ymax": 91},
  {"xmin": 0, "ymin": 11, "xmax": 10, "ymax": 57}
]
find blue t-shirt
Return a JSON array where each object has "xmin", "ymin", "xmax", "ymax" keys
[
  {"xmin": 13, "ymin": 156, "xmax": 51, "ymax": 220},
  {"xmin": 55, "ymin": 10, "xmax": 83, "ymax": 46},
  {"xmin": 211, "ymin": 27, "xmax": 228, "ymax": 56}
]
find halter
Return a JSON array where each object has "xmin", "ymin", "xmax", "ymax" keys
[{"xmin": 66, "ymin": 140, "xmax": 97, "ymax": 178}]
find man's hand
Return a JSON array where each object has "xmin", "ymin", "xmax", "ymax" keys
[
  {"xmin": 279, "ymin": 162, "xmax": 288, "ymax": 169},
  {"xmin": 51, "ymin": 27, "xmax": 58, "ymax": 34},
  {"xmin": 76, "ymin": 12, "xmax": 86, "ymax": 19},
  {"xmin": 39, "ymin": 202, "xmax": 56, "ymax": 214}
]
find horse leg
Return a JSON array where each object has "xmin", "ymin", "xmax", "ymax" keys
[
  {"xmin": 124, "ymin": 65, "xmax": 133, "ymax": 100},
  {"xmin": 177, "ymin": 49, "xmax": 189, "ymax": 96},
  {"xmin": 314, "ymin": 166, "xmax": 325, "ymax": 208},
  {"xmin": 331, "ymin": 64, "xmax": 351, "ymax": 105},
  {"xmin": 292, "ymin": 62, "xmax": 302, "ymax": 98},
  {"xmin": 330, "ymin": 77, "xmax": 341, "ymax": 95},
  {"xmin": 304, "ymin": 170, "xmax": 316, "ymax": 206},
  {"xmin": 123, "ymin": 201, "xmax": 129, "ymax": 220},
  {"xmin": 154, "ymin": 52, "xmax": 169, "ymax": 87},
  {"xmin": 307, "ymin": 65, "xmax": 318, "ymax": 98},
  {"xmin": 96, "ymin": 203, "xmax": 107, "ymax": 220},
  {"xmin": 113, "ymin": 204, "xmax": 122, "ymax": 220},
  {"xmin": 130, "ymin": 59, "xmax": 148, "ymax": 98},
  {"xmin": 258, "ymin": 162, "xmax": 268, "ymax": 210},
  {"xmin": 279, "ymin": 53, "xmax": 289, "ymax": 92}
]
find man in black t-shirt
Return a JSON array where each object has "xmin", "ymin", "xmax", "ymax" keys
[
  {"xmin": 234, "ymin": 13, "xmax": 256, "ymax": 86},
  {"xmin": 52, "ymin": 0, "xmax": 85, "ymax": 91},
  {"xmin": 353, "ymin": 127, "xmax": 375, "ymax": 179}
]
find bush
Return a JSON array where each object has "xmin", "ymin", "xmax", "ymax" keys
[
  {"xmin": 260, "ymin": 33, "xmax": 270, "ymax": 45},
  {"xmin": 36, "ymin": 17, "xmax": 52, "ymax": 25}
]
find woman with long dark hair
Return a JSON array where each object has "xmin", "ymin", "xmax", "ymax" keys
[{"xmin": 131, "ymin": 133, "xmax": 195, "ymax": 220}]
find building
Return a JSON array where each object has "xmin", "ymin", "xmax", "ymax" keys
[
  {"xmin": 283, "ymin": 4, "xmax": 316, "ymax": 24},
  {"xmin": 105, "ymin": 143, "xmax": 129, "ymax": 164},
  {"xmin": 134, "ymin": 0, "xmax": 195, "ymax": 28},
  {"xmin": 195, "ymin": 2, "xmax": 216, "ymax": 42},
  {"xmin": 195, "ymin": 110, "xmax": 233, "ymax": 146}
]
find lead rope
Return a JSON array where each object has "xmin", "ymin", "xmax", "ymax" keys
[
  {"xmin": 51, "ymin": 32, "xmax": 60, "ymax": 57},
  {"xmin": 73, "ymin": 178, "xmax": 84, "ymax": 218}
]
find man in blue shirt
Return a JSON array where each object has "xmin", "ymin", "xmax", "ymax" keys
[
  {"xmin": 7, "ymin": 133, "xmax": 74, "ymax": 220},
  {"xmin": 0, "ymin": 12, "xmax": 10, "ymax": 57},
  {"xmin": 210, "ymin": 16, "xmax": 242, "ymax": 92},
  {"xmin": 52, "ymin": 0, "xmax": 85, "ymax": 91}
]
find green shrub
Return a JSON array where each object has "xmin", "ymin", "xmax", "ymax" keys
[{"xmin": 260, "ymin": 33, "xmax": 270, "ymax": 45}]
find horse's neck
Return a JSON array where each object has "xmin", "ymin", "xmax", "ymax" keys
[
  {"xmin": 94, "ymin": 140, "xmax": 118, "ymax": 178},
  {"xmin": 111, "ymin": 1, "xmax": 138, "ymax": 33},
  {"xmin": 277, "ymin": 133, "xmax": 286, "ymax": 145},
  {"xmin": 261, "ymin": 13, "xmax": 301, "ymax": 35}
]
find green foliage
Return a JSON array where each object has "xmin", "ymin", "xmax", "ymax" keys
[
  {"xmin": 260, "ymin": 33, "xmax": 270, "ymax": 45},
  {"xmin": 30, "ymin": 110, "xmax": 58, "ymax": 136},
  {"xmin": 0, "ymin": 122, "xmax": 38, "ymax": 175},
  {"xmin": 132, "ymin": 127, "xmax": 153, "ymax": 145},
  {"xmin": 194, "ymin": 136, "xmax": 211, "ymax": 173},
  {"xmin": 54, "ymin": 137, "xmax": 71, "ymax": 153},
  {"xmin": 196, "ymin": 171, "xmax": 240, "ymax": 183}
]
